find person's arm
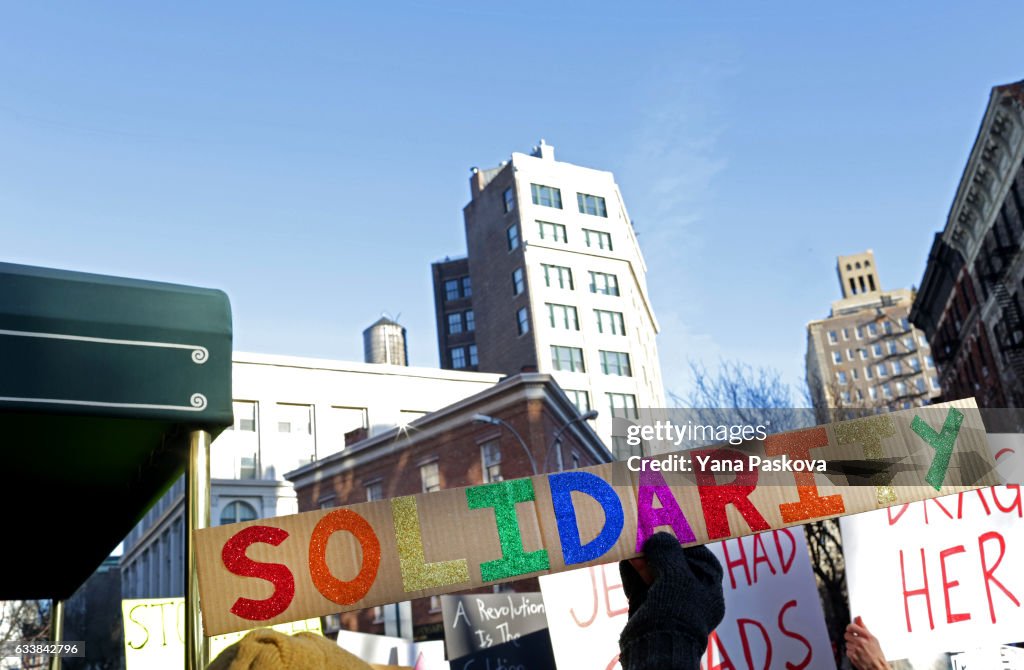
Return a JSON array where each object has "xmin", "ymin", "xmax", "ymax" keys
[
  {"xmin": 618, "ymin": 532, "xmax": 725, "ymax": 670},
  {"xmin": 845, "ymin": 616, "xmax": 889, "ymax": 670}
]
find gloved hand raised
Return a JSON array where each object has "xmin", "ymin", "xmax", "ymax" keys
[{"xmin": 618, "ymin": 532, "xmax": 725, "ymax": 670}]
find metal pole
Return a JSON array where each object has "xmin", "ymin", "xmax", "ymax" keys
[
  {"xmin": 494, "ymin": 419, "xmax": 537, "ymax": 476},
  {"xmin": 48, "ymin": 599, "xmax": 64, "ymax": 670},
  {"xmin": 185, "ymin": 429, "xmax": 212, "ymax": 670}
]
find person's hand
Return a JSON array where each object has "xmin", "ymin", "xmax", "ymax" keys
[
  {"xmin": 845, "ymin": 616, "xmax": 888, "ymax": 670},
  {"xmin": 617, "ymin": 532, "xmax": 725, "ymax": 670}
]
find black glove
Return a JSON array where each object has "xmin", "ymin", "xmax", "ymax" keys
[{"xmin": 618, "ymin": 532, "xmax": 725, "ymax": 670}]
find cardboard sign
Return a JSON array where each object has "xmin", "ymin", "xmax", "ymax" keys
[
  {"xmin": 841, "ymin": 485, "xmax": 1024, "ymax": 660},
  {"xmin": 440, "ymin": 593, "xmax": 547, "ymax": 659},
  {"xmin": 195, "ymin": 400, "xmax": 997, "ymax": 635},
  {"xmin": 122, "ymin": 598, "xmax": 321, "ymax": 669},
  {"xmin": 448, "ymin": 629, "xmax": 556, "ymax": 670},
  {"xmin": 538, "ymin": 528, "xmax": 832, "ymax": 670}
]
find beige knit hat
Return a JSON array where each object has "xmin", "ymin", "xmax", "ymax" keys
[{"xmin": 207, "ymin": 630, "xmax": 374, "ymax": 670}]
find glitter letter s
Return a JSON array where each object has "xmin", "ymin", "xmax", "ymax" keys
[
  {"xmin": 549, "ymin": 471, "xmax": 625, "ymax": 565},
  {"xmin": 764, "ymin": 428, "xmax": 845, "ymax": 523},
  {"xmin": 221, "ymin": 525, "xmax": 294, "ymax": 621},
  {"xmin": 308, "ymin": 509, "xmax": 381, "ymax": 605},
  {"xmin": 912, "ymin": 407, "xmax": 965, "ymax": 490},
  {"xmin": 392, "ymin": 496, "xmax": 470, "ymax": 591},
  {"xmin": 635, "ymin": 469, "xmax": 696, "ymax": 551},
  {"xmin": 466, "ymin": 479, "xmax": 549, "ymax": 582}
]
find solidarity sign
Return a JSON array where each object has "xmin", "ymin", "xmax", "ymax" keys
[{"xmin": 195, "ymin": 399, "xmax": 998, "ymax": 635}]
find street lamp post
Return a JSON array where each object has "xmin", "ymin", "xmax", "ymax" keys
[
  {"xmin": 548, "ymin": 410, "xmax": 599, "ymax": 471},
  {"xmin": 472, "ymin": 414, "xmax": 538, "ymax": 476}
]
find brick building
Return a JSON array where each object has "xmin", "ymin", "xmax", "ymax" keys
[
  {"xmin": 286, "ymin": 372, "xmax": 610, "ymax": 640},
  {"xmin": 911, "ymin": 80, "xmax": 1024, "ymax": 410}
]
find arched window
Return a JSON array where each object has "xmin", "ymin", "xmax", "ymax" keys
[{"xmin": 220, "ymin": 500, "xmax": 258, "ymax": 525}]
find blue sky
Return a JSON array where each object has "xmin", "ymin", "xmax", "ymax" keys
[{"xmin": 3, "ymin": 3, "xmax": 1023, "ymax": 397}]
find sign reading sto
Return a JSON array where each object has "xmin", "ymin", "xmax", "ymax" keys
[{"xmin": 196, "ymin": 400, "xmax": 998, "ymax": 636}]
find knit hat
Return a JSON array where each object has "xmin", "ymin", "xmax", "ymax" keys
[
  {"xmin": 207, "ymin": 630, "xmax": 374, "ymax": 670},
  {"xmin": 618, "ymin": 532, "xmax": 726, "ymax": 670}
]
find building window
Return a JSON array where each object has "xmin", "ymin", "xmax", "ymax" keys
[
  {"xmin": 566, "ymin": 389, "xmax": 591, "ymax": 414},
  {"xmin": 239, "ymin": 456, "xmax": 257, "ymax": 480},
  {"xmin": 584, "ymin": 229, "xmax": 613, "ymax": 251},
  {"xmin": 219, "ymin": 501, "xmax": 257, "ymax": 526},
  {"xmin": 461, "ymin": 276, "xmax": 472, "ymax": 297},
  {"xmin": 450, "ymin": 346, "xmax": 467, "ymax": 369},
  {"xmin": 589, "ymin": 271, "xmax": 619, "ymax": 296},
  {"xmin": 887, "ymin": 341, "xmax": 898, "ymax": 355},
  {"xmin": 892, "ymin": 360, "xmax": 903, "ymax": 375},
  {"xmin": 837, "ymin": 370, "xmax": 848, "ymax": 385},
  {"xmin": 925, "ymin": 355, "xmax": 934, "ymax": 368},
  {"xmin": 444, "ymin": 279, "xmax": 459, "ymax": 301},
  {"xmin": 882, "ymin": 383, "xmax": 893, "ymax": 399},
  {"xmin": 481, "ymin": 441, "xmax": 502, "ymax": 483},
  {"xmin": 447, "ymin": 312, "xmax": 463, "ymax": 334},
  {"xmin": 904, "ymin": 336, "xmax": 916, "ymax": 351},
  {"xmin": 538, "ymin": 220, "xmax": 567, "ymax": 242},
  {"xmin": 277, "ymin": 403, "xmax": 313, "ymax": 435},
  {"xmin": 872, "ymin": 343, "xmax": 882, "ymax": 357},
  {"xmin": 930, "ymin": 376, "xmax": 940, "ymax": 390},
  {"xmin": 600, "ymin": 350, "xmax": 632, "ymax": 376},
  {"xmin": 865, "ymin": 365, "xmax": 874, "ymax": 380},
  {"xmin": 846, "ymin": 349, "xmax": 854, "ymax": 361},
  {"xmin": 841, "ymin": 390, "xmax": 851, "ymax": 403},
  {"xmin": 503, "ymin": 187, "xmax": 515, "ymax": 213},
  {"xmin": 543, "ymin": 264, "xmax": 574, "ymax": 290},
  {"xmin": 607, "ymin": 392, "xmax": 638, "ymax": 420},
  {"xmin": 858, "ymin": 348, "xmax": 868, "ymax": 360},
  {"xmin": 832, "ymin": 351, "xmax": 842, "ymax": 364},
  {"xmin": 366, "ymin": 481, "xmax": 384, "ymax": 502},
  {"xmin": 468, "ymin": 344, "xmax": 478, "ymax": 366},
  {"xmin": 869, "ymin": 386, "xmax": 878, "ymax": 400},
  {"xmin": 916, "ymin": 378, "xmax": 926, "ymax": 393},
  {"xmin": 577, "ymin": 192, "xmax": 608, "ymax": 217},
  {"xmin": 842, "ymin": 328, "xmax": 850, "ymax": 340},
  {"xmin": 856, "ymin": 326, "xmax": 864, "ymax": 339},
  {"xmin": 896, "ymin": 381, "xmax": 907, "ymax": 396},
  {"xmin": 595, "ymin": 309, "xmax": 625, "ymax": 335},
  {"xmin": 507, "ymin": 224, "xmax": 520, "ymax": 251},
  {"xmin": 512, "ymin": 268, "xmax": 525, "ymax": 295},
  {"xmin": 909, "ymin": 357, "xmax": 921, "ymax": 371},
  {"xmin": 877, "ymin": 363, "xmax": 888, "ymax": 377},
  {"xmin": 318, "ymin": 495, "xmax": 336, "ymax": 510},
  {"xmin": 233, "ymin": 401, "xmax": 257, "ymax": 432},
  {"xmin": 868, "ymin": 323, "xmax": 879, "ymax": 336},
  {"xmin": 421, "ymin": 461, "xmax": 440, "ymax": 493},
  {"xmin": 851, "ymin": 368, "xmax": 859, "ymax": 381},
  {"xmin": 828, "ymin": 331, "xmax": 839, "ymax": 344},
  {"xmin": 884, "ymin": 321, "xmax": 893, "ymax": 334},
  {"xmin": 531, "ymin": 183, "xmax": 562, "ymax": 209},
  {"xmin": 465, "ymin": 310, "xmax": 475, "ymax": 332},
  {"xmin": 551, "ymin": 345, "xmax": 585, "ymax": 372},
  {"xmin": 547, "ymin": 303, "xmax": 580, "ymax": 330},
  {"xmin": 516, "ymin": 307, "xmax": 530, "ymax": 335},
  {"xmin": 571, "ymin": 452, "xmax": 581, "ymax": 469}
]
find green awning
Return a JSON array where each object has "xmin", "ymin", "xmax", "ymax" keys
[{"xmin": 1, "ymin": 262, "xmax": 233, "ymax": 600}]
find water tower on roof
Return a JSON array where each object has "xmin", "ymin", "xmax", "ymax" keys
[{"xmin": 363, "ymin": 315, "xmax": 408, "ymax": 366}]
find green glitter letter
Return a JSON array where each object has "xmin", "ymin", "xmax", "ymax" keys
[
  {"xmin": 466, "ymin": 479, "xmax": 550, "ymax": 582},
  {"xmin": 911, "ymin": 407, "xmax": 965, "ymax": 490}
]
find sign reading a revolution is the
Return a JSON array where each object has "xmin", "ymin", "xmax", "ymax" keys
[{"xmin": 195, "ymin": 399, "xmax": 999, "ymax": 636}]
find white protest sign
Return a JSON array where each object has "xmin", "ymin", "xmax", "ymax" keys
[
  {"xmin": 335, "ymin": 629, "xmax": 448, "ymax": 670},
  {"xmin": 841, "ymin": 486, "xmax": 1024, "ymax": 660},
  {"xmin": 539, "ymin": 528, "xmax": 832, "ymax": 670},
  {"xmin": 121, "ymin": 598, "xmax": 321, "ymax": 670}
]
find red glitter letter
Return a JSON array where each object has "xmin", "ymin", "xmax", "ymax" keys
[
  {"xmin": 221, "ymin": 525, "xmax": 294, "ymax": 621},
  {"xmin": 309, "ymin": 509, "xmax": 381, "ymax": 606},
  {"xmin": 764, "ymin": 428, "xmax": 845, "ymax": 523},
  {"xmin": 696, "ymin": 448, "xmax": 770, "ymax": 540}
]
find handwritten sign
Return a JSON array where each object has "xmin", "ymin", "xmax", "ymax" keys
[
  {"xmin": 538, "ymin": 528, "xmax": 832, "ymax": 670},
  {"xmin": 440, "ymin": 593, "xmax": 547, "ymax": 659},
  {"xmin": 121, "ymin": 598, "xmax": 321, "ymax": 670},
  {"xmin": 841, "ymin": 485, "xmax": 1024, "ymax": 660},
  {"xmin": 195, "ymin": 400, "xmax": 997, "ymax": 635},
  {"xmin": 448, "ymin": 629, "xmax": 556, "ymax": 670}
]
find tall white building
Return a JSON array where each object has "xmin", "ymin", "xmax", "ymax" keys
[
  {"xmin": 120, "ymin": 352, "xmax": 502, "ymax": 598},
  {"xmin": 432, "ymin": 141, "xmax": 665, "ymax": 454}
]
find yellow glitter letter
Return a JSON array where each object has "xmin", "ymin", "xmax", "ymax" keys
[
  {"xmin": 391, "ymin": 496, "xmax": 470, "ymax": 592},
  {"xmin": 835, "ymin": 415, "xmax": 897, "ymax": 505}
]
